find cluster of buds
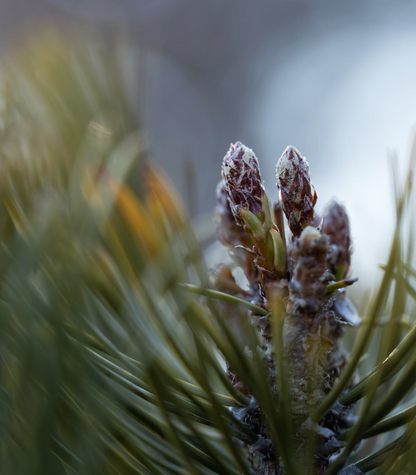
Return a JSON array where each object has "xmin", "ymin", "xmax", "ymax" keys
[
  {"xmin": 217, "ymin": 142, "xmax": 353, "ymax": 301},
  {"xmin": 221, "ymin": 142, "xmax": 286, "ymax": 281},
  {"xmin": 215, "ymin": 140, "xmax": 357, "ymax": 474}
]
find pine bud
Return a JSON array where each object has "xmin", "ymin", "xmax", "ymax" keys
[
  {"xmin": 221, "ymin": 142, "xmax": 286, "ymax": 279},
  {"xmin": 215, "ymin": 181, "xmax": 260, "ymax": 287},
  {"xmin": 222, "ymin": 142, "xmax": 264, "ymax": 227},
  {"xmin": 275, "ymin": 146, "xmax": 318, "ymax": 238},
  {"xmin": 322, "ymin": 200, "xmax": 351, "ymax": 281},
  {"xmin": 291, "ymin": 226, "xmax": 329, "ymax": 308}
]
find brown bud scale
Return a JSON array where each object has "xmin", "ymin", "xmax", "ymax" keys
[
  {"xmin": 222, "ymin": 141, "xmax": 263, "ymax": 226},
  {"xmin": 276, "ymin": 146, "xmax": 318, "ymax": 238},
  {"xmin": 322, "ymin": 200, "xmax": 351, "ymax": 278},
  {"xmin": 215, "ymin": 180, "xmax": 253, "ymax": 249}
]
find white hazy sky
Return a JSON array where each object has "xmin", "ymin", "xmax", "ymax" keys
[{"xmin": 250, "ymin": 23, "xmax": 416, "ymax": 289}]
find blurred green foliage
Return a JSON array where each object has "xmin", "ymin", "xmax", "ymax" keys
[{"xmin": 1, "ymin": 33, "xmax": 416, "ymax": 475}]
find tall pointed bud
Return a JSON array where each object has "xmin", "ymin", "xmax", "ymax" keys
[
  {"xmin": 221, "ymin": 142, "xmax": 286, "ymax": 279},
  {"xmin": 222, "ymin": 142, "xmax": 264, "ymax": 226},
  {"xmin": 322, "ymin": 200, "xmax": 351, "ymax": 281},
  {"xmin": 275, "ymin": 146, "xmax": 318, "ymax": 238}
]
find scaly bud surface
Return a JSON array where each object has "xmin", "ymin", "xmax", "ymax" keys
[
  {"xmin": 221, "ymin": 142, "xmax": 286, "ymax": 281},
  {"xmin": 290, "ymin": 226, "xmax": 329, "ymax": 308},
  {"xmin": 276, "ymin": 146, "xmax": 318, "ymax": 238},
  {"xmin": 284, "ymin": 227, "xmax": 333, "ymax": 419},
  {"xmin": 215, "ymin": 182, "xmax": 260, "ymax": 287},
  {"xmin": 215, "ymin": 180, "xmax": 253, "ymax": 249},
  {"xmin": 222, "ymin": 142, "xmax": 263, "ymax": 226},
  {"xmin": 322, "ymin": 200, "xmax": 351, "ymax": 281}
]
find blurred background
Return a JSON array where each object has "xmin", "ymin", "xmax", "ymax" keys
[{"xmin": 2, "ymin": 0, "xmax": 416, "ymax": 291}]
